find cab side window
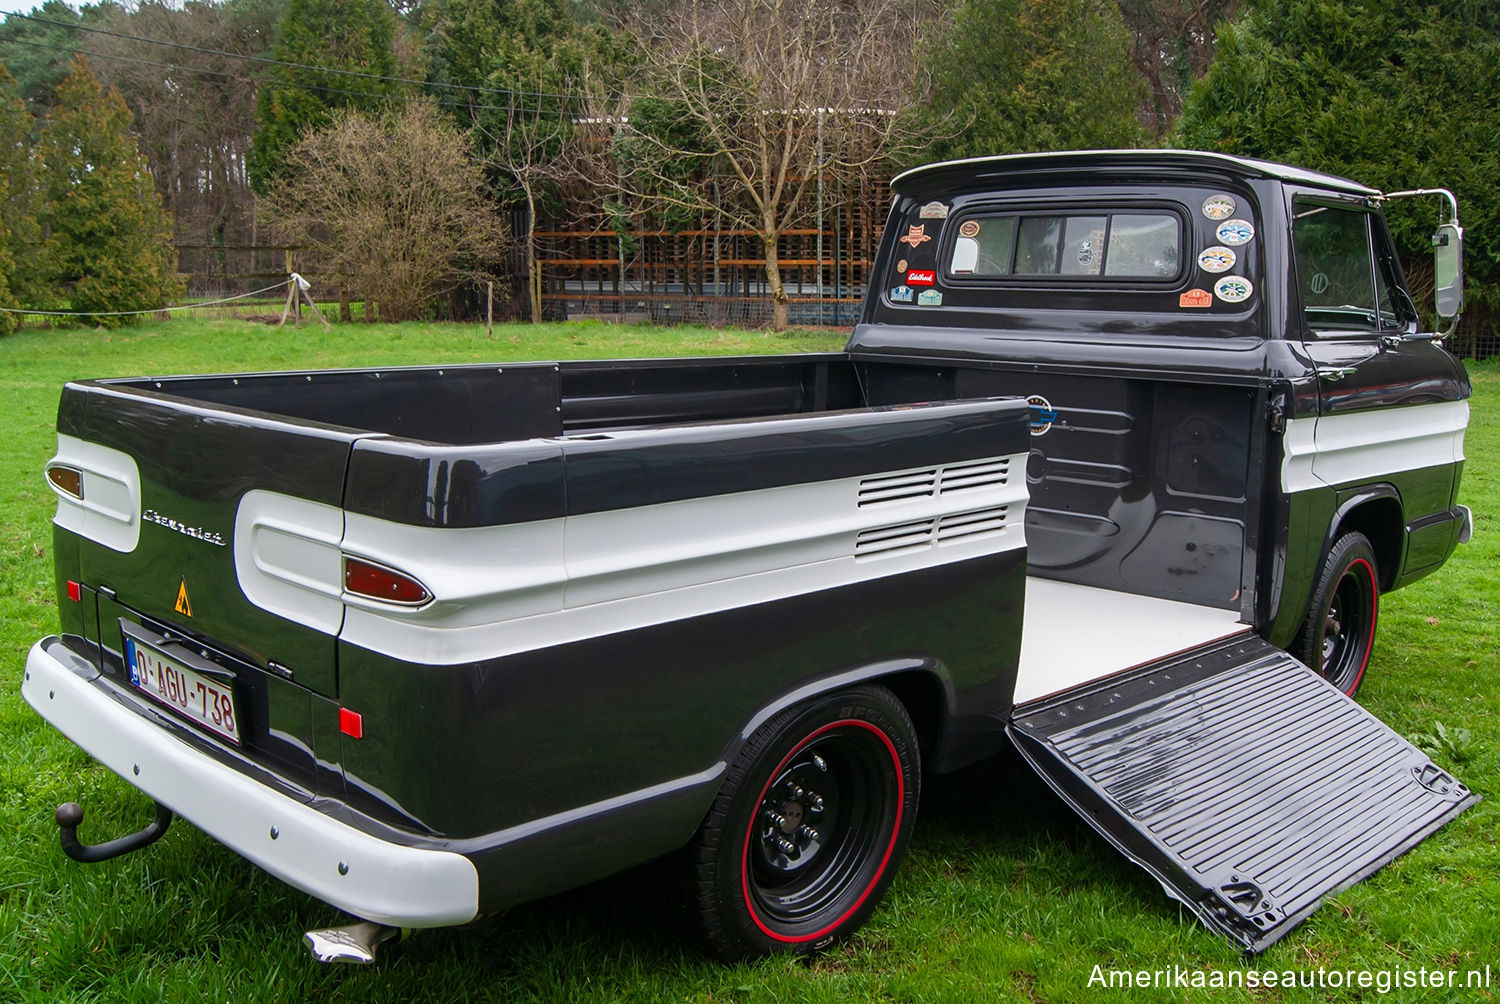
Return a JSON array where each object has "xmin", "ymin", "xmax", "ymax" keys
[{"xmin": 1292, "ymin": 199, "xmax": 1404, "ymax": 335}]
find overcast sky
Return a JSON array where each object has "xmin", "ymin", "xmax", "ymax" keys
[{"xmin": 1, "ymin": 1, "xmax": 61, "ymax": 17}]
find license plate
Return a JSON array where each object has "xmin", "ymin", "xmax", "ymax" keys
[{"xmin": 125, "ymin": 636, "xmax": 241, "ymax": 744}]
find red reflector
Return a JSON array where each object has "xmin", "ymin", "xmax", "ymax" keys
[
  {"xmin": 339, "ymin": 708, "xmax": 364, "ymax": 739},
  {"xmin": 47, "ymin": 466, "xmax": 84, "ymax": 499},
  {"xmin": 344, "ymin": 557, "xmax": 430, "ymax": 605},
  {"xmin": 67, "ymin": 580, "xmax": 82, "ymax": 603}
]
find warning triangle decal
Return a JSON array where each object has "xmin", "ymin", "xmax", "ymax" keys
[{"xmin": 175, "ymin": 579, "xmax": 193, "ymax": 617}]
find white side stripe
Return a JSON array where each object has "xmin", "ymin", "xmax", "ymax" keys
[
  {"xmin": 334, "ymin": 454, "xmax": 1029, "ymax": 666},
  {"xmin": 1282, "ymin": 401, "xmax": 1468, "ymax": 494}
]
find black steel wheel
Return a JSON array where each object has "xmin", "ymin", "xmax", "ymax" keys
[
  {"xmin": 1297, "ymin": 531, "xmax": 1379, "ymax": 696},
  {"xmin": 685, "ymin": 684, "xmax": 920, "ymax": 961}
]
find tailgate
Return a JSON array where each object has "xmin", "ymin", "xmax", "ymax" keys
[
  {"xmin": 54, "ymin": 381, "xmax": 359, "ymax": 696},
  {"xmin": 1008, "ymin": 634, "xmax": 1475, "ymax": 953}
]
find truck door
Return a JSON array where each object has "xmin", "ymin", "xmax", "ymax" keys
[{"xmin": 1009, "ymin": 634, "xmax": 1474, "ymax": 953}]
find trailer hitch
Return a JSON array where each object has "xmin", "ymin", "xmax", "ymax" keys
[{"xmin": 54, "ymin": 800, "xmax": 174, "ymax": 863}]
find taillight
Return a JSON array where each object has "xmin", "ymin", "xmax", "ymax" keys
[
  {"xmin": 47, "ymin": 465, "xmax": 84, "ymax": 499},
  {"xmin": 343, "ymin": 557, "xmax": 431, "ymax": 606}
]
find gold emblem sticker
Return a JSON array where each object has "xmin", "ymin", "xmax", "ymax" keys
[
  {"xmin": 1198, "ymin": 246, "xmax": 1237, "ymax": 273},
  {"xmin": 1202, "ymin": 194, "xmax": 1236, "ymax": 220}
]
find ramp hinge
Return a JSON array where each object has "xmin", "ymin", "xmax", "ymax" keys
[
  {"xmin": 1411, "ymin": 763, "xmax": 1470, "ymax": 800},
  {"xmin": 1207, "ymin": 875, "xmax": 1286, "ymax": 938}
]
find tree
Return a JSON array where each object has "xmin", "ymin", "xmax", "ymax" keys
[
  {"xmin": 616, "ymin": 0, "xmax": 920, "ymax": 331},
  {"xmin": 248, "ymin": 0, "xmax": 403, "ymax": 192},
  {"xmin": 0, "ymin": 59, "xmax": 43, "ymax": 333},
  {"xmin": 1114, "ymin": 0, "xmax": 1240, "ymax": 138},
  {"xmin": 917, "ymin": 0, "xmax": 1147, "ymax": 164},
  {"xmin": 38, "ymin": 56, "xmax": 182, "ymax": 326},
  {"xmin": 259, "ymin": 101, "xmax": 509, "ymax": 321},
  {"xmin": 90, "ymin": 0, "xmax": 282, "ymax": 293},
  {"xmin": 1176, "ymin": 0, "xmax": 1500, "ymax": 352},
  {"xmin": 422, "ymin": 0, "xmax": 616, "ymax": 322}
]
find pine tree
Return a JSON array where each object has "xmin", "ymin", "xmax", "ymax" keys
[
  {"xmin": 248, "ymin": 0, "xmax": 403, "ymax": 193},
  {"xmin": 0, "ymin": 60, "xmax": 37, "ymax": 334},
  {"xmin": 38, "ymin": 56, "xmax": 183, "ymax": 327},
  {"xmin": 1176, "ymin": 0, "xmax": 1500, "ymax": 348},
  {"xmin": 914, "ymin": 0, "xmax": 1148, "ymax": 164}
]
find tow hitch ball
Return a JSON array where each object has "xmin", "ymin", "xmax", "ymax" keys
[{"xmin": 54, "ymin": 800, "xmax": 174, "ymax": 863}]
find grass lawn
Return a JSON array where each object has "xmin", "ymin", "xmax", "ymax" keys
[{"xmin": 1, "ymin": 317, "xmax": 1495, "ymax": 1002}]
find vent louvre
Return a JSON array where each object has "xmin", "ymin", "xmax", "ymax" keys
[
  {"xmin": 855, "ymin": 519, "xmax": 935, "ymax": 557},
  {"xmin": 938, "ymin": 458, "xmax": 1010, "ymax": 493},
  {"xmin": 857, "ymin": 469, "xmax": 937, "ymax": 507},
  {"xmin": 937, "ymin": 506, "xmax": 1009, "ymax": 542},
  {"xmin": 859, "ymin": 458, "xmax": 1010, "ymax": 508}
]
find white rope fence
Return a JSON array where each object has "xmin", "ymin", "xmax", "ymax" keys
[{"xmin": 0, "ymin": 279, "xmax": 293, "ymax": 318}]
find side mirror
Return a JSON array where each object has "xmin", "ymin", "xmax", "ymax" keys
[{"xmin": 1433, "ymin": 222, "xmax": 1463, "ymax": 319}]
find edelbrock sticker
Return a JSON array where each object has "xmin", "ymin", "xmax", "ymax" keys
[
  {"xmin": 1027, "ymin": 395, "xmax": 1057, "ymax": 436},
  {"xmin": 1202, "ymin": 194, "xmax": 1236, "ymax": 220},
  {"xmin": 889, "ymin": 285, "xmax": 914, "ymax": 303},
  {"xmin": 1216, "ymin": 219, "xmax": 1255, "ymax": 246},
  {"xmin": 1198, "ymin": 246, "xmax": 1237, "ymax": 273},
  {"xmin": 919, "ymin": 201, "xmax": 950, "ymax": 220},
  {"xmin": 906, "ymin": 270, "xmax": 936, "ymax": 286},
  {"xmin": 916, "ymin": 289, "xmax": 943, "ymax": 306},
  {"xmin": 1214, "ymin": 275, "xmax": 1253, "ymax": 303}
]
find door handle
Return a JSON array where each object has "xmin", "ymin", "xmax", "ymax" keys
[{"xmin": 1318, "ymin": 367, "xmax": 1357, "ymax": 382}]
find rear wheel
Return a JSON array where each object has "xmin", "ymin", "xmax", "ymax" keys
[
  {"xmin": 1297, "ymin": 531, "xmax": 1379, "ymax": 696},
  {"xmin": 685, "ymin": 685, "xmax": 920, "ymax": 961}
]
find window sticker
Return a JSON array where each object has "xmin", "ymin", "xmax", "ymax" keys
[
  {"xmin": 1077, "ymin": 239, "xmax": 1097, "ymax": 269},
  {"xmin": 1180, "ymin": 288, "xmax": 1213, "ymax": 308},
  {"xmin": 906, "ymin": 270, "xmax": 936, "ymax": 286},
  {"xmin": 899, "ymin": 225, "xmax": 932, "ymax": 248},
  {"xmin": 1216, "ymin": 219, "xmax": 1255, "ymax": 246},
  {"xmin": 896, "ymin": 258, "xmax": 908, "ymax": 273},
  {"xmin": 1214, "ymin": 275, "xmax": 1253, "ymax": 303},
  {"xmin": 958, "ymin": 219, "xmax": 981, "ymax": 239},
  {"xmin": 1198, "ymin": 246, "xmax": 1237, "ymax": 273},
  {"xmin": 919, "ymin": 201, "xmax": 950, "ymax": 220},
  {"xmin": 916, "ymin": 289, "xmax": 943, "ymax": 306},
  {"xmin": 889, "ymin": 285, "xmax": 914, "ymax": 303},
  {"xmin": 1202, "ymin": 194, "xmax": 1236, "ymax": 221}
]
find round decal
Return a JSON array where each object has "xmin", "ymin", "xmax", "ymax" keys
[
  {"xmin": 896, "ymin": 258, "xmax": 908, "ymax": 273},
  {"xmin": 1216, "ymin": 219, "xmax": 1255, "ymax": 246},
  {"xmin": 1202, "ymin": 194, "xmax": 1236, "ymax": 221},
  {"xmin": 958, "ymin": 220, "xmax": 981, "ymax": 239},
  {"xmin": 1197, "ymin": 246, "xmax": 1237, "ymax": 273},
  {"xmin": 1026, "ymin": 394, "xmax": 1057, "ymax": 436},
  {"xmin": 1214, "ymin": 275, "xmax": 1254, "ymax": 303}
]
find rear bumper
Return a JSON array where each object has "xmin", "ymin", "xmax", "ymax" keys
[{"xmin": 22, "ymin": 636, "xmax": 479, "ymax": 928}]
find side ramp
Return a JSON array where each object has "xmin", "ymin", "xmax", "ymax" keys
[{"xmin": 1008, "ymin": 632, "xmax": 1476, "ymax": 953}]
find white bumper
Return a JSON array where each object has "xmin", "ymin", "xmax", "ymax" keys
[{"xmin": 22, "ymin": 638, "xmax": 479, "ymax": 928}]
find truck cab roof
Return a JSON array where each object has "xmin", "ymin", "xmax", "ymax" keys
[{"xmin": 892, "ymin": 149, "xmax": 1380, "ymax": 199}]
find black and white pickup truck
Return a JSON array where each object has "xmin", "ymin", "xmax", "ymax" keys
[{"xmin": 23, "ymin": 151, "xmax": 1476, "ymax": 963}]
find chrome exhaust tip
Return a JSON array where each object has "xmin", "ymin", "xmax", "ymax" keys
[{"xmin": 303, "ymin": 920, "xmax": 404, "ymax": 964}]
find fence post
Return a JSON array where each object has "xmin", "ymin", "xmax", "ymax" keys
[{"xmin": 487, "ymin": 282, "xmax": 494, "ymax": 338}]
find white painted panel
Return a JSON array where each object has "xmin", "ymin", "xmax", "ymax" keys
[
  {"xmin": 48, "ymin": 434, "xmax": 141, "ymax": 553},
  {"xmin": 1282, "ymin": 400, "xmax": 1468, "ymax": 493},
  {"xmin": 23, "ymin": 640, "xmax": 479, "ymax": 927},
  {"xmin": 338, "ymin": 454, "xmax": 1029, "ymax": 666},
  {"xmin": 1013, "ymin": 577, "xmax": 1245, "ymax": 705},
  {"xmin": 234, "ymin": 490, "xmax": 345, "ymax": 636},
  {"xmin": 341, "ymin": 512, "xmax": 567, "ymax": 626}
]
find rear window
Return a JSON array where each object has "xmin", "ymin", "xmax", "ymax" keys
[{"xmin": 948, "ymin": 211, "xmax": 1181, "ymax": 280}]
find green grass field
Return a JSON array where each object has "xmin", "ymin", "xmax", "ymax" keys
[{"xmin": 1, "ymin": 318, "xmax": 1495, "ymax": 1002}]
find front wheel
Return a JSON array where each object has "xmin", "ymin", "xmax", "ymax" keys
[
  {"xmin": 685, "ymin": 685, "xmax": 920, "ymax": 961},
  {"xmin": 1296, "ymin": 531, "xmax": 1379, "ymax": 696}
]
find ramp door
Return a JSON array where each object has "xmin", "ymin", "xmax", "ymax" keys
[{"xmin": 1008, "ymin": 632, "xmax": 1476, "ymax": 953}]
